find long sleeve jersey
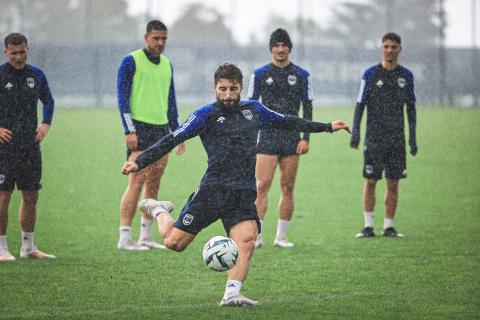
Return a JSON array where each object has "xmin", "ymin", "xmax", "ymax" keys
[
  {"xmin": 0, "ymin": 63, "xmax": 54, "ymax": 151},
  {"xmin": 135, "ymin": 100, "xmax": 332, "ymax": 191}
]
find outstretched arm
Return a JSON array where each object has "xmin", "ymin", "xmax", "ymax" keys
[
  {"xmin": 257, "ymin": 102, "xmax": 350, "ymax": 134},
  {"xmin": 122, "ymin": 108, "xmax": 210, "ymax": 174}
]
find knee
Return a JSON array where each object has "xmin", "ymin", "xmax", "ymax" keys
[
  {"xmin": 164, "ymin": 238, "xmax": 187, "ymax": 252},
  {"xmin": 256, "ymin": 179, "xmax": 272, "ymax": 194},
  {"xmin": 280, "ymin": 180, "xmax": 295, "ymax": 195},
  {"xmin": 365, "ymin": 179, "xmax": 377, "ymax": 189}
]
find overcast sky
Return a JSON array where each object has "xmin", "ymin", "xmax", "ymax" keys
[{"xmin": 127, "ymin": 0, "xmax": 480, "ymax": 48}]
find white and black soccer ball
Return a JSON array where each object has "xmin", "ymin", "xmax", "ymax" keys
[{"xmin": 202, "ymin": 236, "xmax": 239, "ymax": 272}]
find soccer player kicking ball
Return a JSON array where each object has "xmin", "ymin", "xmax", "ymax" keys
[{"xmin": 122, "ymin": 63, "xmax": 350, "ymax": 306}]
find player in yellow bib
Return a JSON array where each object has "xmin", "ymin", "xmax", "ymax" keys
[{"xmin": 116, "ymin": 20, "xmax": 185, "ymax": 250}]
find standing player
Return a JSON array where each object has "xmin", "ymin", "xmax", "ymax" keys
[
  {"xmin": 351, "ymin": 32, "xmax": 417, "ymax": 238},
  {"xmin": 122, "ymin": 63, "xmax": 351, "ymax": 306},
  {"xmin": 117, "ymin": 20, "xmax": 185, "ymax": 250},
  {"xmin": 247, "ymin": 28, "xmax": 313, "ymax": 248},
  {"xmin": 0, "ymin": 33, "xmax": 55, "ymax": 261}
]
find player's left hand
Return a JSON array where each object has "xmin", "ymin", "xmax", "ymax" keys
[
  {"xmin": 331, "ymin": 120, "xmax": 351, "ymax": 134},
  {"xmin": 122, "ymin": 161, "xmax": 139, "ymax": 175},
  {"xmin": 35, "ymin": 123, "xmax": 50, "ymax": 143},
  {"xmin": 296, "ymin": 139, "xmax": 309, "ymax": 154},
  {"xmin": 410, "ymin": 144, "xmax": 418, "ymax": 156},
  {"xmin": 176, "ymin": 142, "xmax": 186, "ymax": 156}
]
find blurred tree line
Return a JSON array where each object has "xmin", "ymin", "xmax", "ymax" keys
[{"xmin": 0, "ymin": 0, "xmax": 442, "ymax": 48}]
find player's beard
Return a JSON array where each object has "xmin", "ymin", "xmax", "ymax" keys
[{"xmin": 217, "ymin": 97, "xmax": 241, "ymax": 113}]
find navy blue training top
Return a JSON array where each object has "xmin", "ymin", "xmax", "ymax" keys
[
  {"xmin": 247, "ymin": 63, "xmax": 313, "ymax": 140},
  {"xmin": 351, "ymin": 63, "xmax": 416, "ymax": 147},
  {"xmin": 135, "ymin": 100, "xmax": 331, "ymax": 191},
  {"xmin": 0, "ymin": 63, "xmax": 54, "ymax": 151}
]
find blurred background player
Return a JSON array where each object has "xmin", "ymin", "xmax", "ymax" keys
[
  {"xmin": 117, "ymin": 20, "xmax": 185, "ymax": 250},
  {"xmin": 247, "ymin": 28, "xmax": 314, "ymax": 248},
  {"xmin": 121, "ymin": 63, "xmax": 350, "ymax": 306},
  {"xmin": 0, "ymin": 33, "xmax": 55, "ymax": 261},
  {"xmin": 350, "ymin": 32, "xmax": 417, "ymax": 238}
]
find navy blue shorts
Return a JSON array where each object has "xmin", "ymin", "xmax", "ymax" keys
[
  {"xmin": 363, "ymin": 142, "xmax": 406, "ymax": 180},
  {"xmin": 127, "ymin": 120, "xmax": 170, "ymax": 159},
  {"xmin": 0, "ymin": 145, "xmax": 42, "ymax": 191},
  {"xmin": 174, "ymin": 187, "xmax": 261, "ymax": 236},
  {"xmin": 256, "ymin": 129, "xmax": 300, "ymax": 158}
]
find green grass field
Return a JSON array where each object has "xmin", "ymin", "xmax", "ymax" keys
[{"xmin": 1, "ymin": 107, "xmax": 479, "ymax": 319}]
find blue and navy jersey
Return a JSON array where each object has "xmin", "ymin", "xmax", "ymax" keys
[
  {"xmin": 247, "ymin": 62, "xmax": 313, "ymax": 139},
  {"xmin": 0, "ymin": 63, "xmax": 54, "ymax": 151},
  {"xmin": 352, "ymin": 64, "xmax": 416, "ymax": 145},
  {"xmin": 117, "ymin": 53, "xmax": 179, "ymax": 134},
  {"xmin": 135, "ymin": 100, "xmax": 331, "ymax": 191}
]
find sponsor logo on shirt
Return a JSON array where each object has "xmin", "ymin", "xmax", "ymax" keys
[
  {"xmin": 288, "ymin": 75, "xmax": 297, "ymax": 86},
  {"xmin": 26, "ymin": 78, "xmax": 35, "ymax": 89},
  {"xmin": 266, "ymin": 77, "xmax": 273, "ymax": 85},
  {"xmin": 242, "ymin": 110, "xmax": 253, "ymax": 120},
  {"xmin": 183, "ymin": 214, "xmax": 194, "ymax": 225},
  {"xmin": 5, "ymin": 82, "xmax": 12, "ymax": 90},
  {"xmin": 397, "ymin": 78, "xmax": 406, "ymax": 88},
  {"xmin": 376, "ymin": 80, "xmax": 384, "ymax": 88}
]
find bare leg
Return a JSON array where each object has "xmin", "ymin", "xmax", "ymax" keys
[
  {"xmin": 255, "ymin": 154, "xmax": 278, "ymax": 220},
  {"xmin": 363, "ymin": 178, "xmax": 377, "ymax": 213},
  {"xmin": 19, "ymin": 191, "xmax": 39, "ymax": 233},
  {"xmin": 142, "ymin": 154, "xmax": 169, "ymax": 220},
  {"xmin": 119, "ymin": 152, "xmax": 147, "ymax": 227},
  {"xmin": 227, "ymin": 220, "xmax": 258, "ymax": 282},
  {"xmin": 0, "ymin": 191, "xmax": 12, "ymax": 236},
  {"xmin": 277, "ymin": 155, "xmax": 299, "ymax": 221},
  {"xmin": 385, "ymin": 179, "xmax": 399, "ymax": 219}
]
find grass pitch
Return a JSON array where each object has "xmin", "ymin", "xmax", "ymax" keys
[{"xmin": 1, "ymin": 107, "xmax": 479, "ymax": 319}]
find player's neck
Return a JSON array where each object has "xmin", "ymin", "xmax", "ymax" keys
[
  {"xmin": 272, "ymin": 59, "xmax": 290, "ymax": 68},
  {"xmin": 382, "ymin": 60, "xmax": 398, "ymax": 71}
]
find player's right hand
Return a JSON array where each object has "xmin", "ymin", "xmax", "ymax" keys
[
  {"xmin": 125, "ymin": 133, "xmax": 138, "ymax": 151},
  {"xmin": 122, "ymin": 161, "xmax": 139, "ymax": 175},
  {"xmin": 0, "ymin": 128, "xmax": 12, "ymax": 144},
  {"xmin": 331, "ymin": 120, "xmax": 351, "ymax": 134}
]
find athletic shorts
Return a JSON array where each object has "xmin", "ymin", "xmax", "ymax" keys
[
  {"xmin": 174, "ymin": 186, "xmax": 261, "ymax": 236},
  {"xmin": 256, "ymin": 129, "xmax": 300, "ymax": 158},
  {"xmin": 0, "ymin": 145, "xmax": 42, "ymax": 191},
  {"xmin": 127, "ymin": 119, "xmax": 170, "ymax": 159},
  {"xmin": 363, "ymin": 142, "xmax": 406, "ymax": 180}
]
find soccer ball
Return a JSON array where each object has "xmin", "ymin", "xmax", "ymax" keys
[{"xmin": 202, "ymin": 236, "xmax": 239, "ymax": 272}]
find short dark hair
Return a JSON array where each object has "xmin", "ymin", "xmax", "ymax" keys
[
  {"xmin": 382, "ymin": 32, "xmax": 401, "ymax": 45},
  {"xmin": 214, "ymin": 63, "xmax": 243, "ymax": 85},
  {"xmin": 4, "ymin": 32, "xmax": 28, "ymax": 48},
  {"xmin": 146, "ymin": 20, "xmax": 167, "ymax": 33},
  {"xmin": 269, "ymin": 28, "xmax": 292, "ymax": 51}
]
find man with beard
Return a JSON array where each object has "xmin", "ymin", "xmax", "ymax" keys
[
  {"xmin": 117, "ymin": 20, "xmax": 185, "ymax": 251},
  {"xmin": 121, "ymin": 63, "xmax": 351, "ymax": 306}
]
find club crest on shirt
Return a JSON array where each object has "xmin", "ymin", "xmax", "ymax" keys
[
  {"xmin": 365, "ymin": 165, "xmax": 374, "ymax": 174},
  {"xmin": 288, "ymin": 75, "xmax": 297, "ymax": 86},
  {"xmin": 26, "ymin": 78, "xmax": 35, "ymax": 89},
  {"xmin": 376, "ymin": 80, "xmax": 384, "ymax": 87},
  {"xmin": 0, "ymin": 174, "xmax": 4, "ymax": 184},
  {"xmin": 397, "ymin": 78, "xmax": 406, "ymax": 88},
  {"xmin": 182, "ymin": 214, "xmax": 194, "ymax": 226},
  {"xmin": 266, "ymin": 77, "xmax": 273, "ymax": 85},
  {"xmin": 242, "ymin": 110, "xmax": 253, "ymax": 120}
]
